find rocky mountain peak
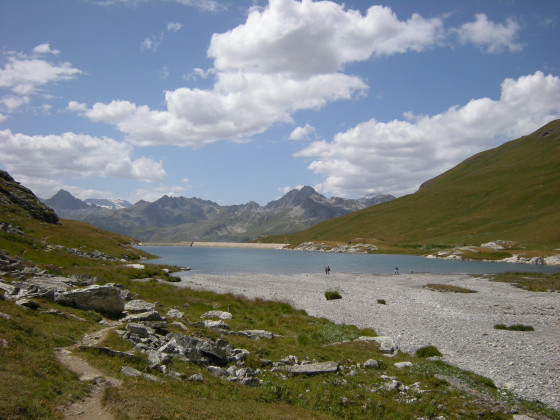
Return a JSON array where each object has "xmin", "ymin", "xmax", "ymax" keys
[
  {"xmin": 44, "ymin": 189, "xmax": 90, "ymax": 211},
  {"xmin": 0, "ymin": 170, "xmax": 59, "ymax": 224}
]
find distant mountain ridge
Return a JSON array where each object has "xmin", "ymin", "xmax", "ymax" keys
[{"xmin": 43, "ymin": 187, "xmax": 394, "ymax": 242}]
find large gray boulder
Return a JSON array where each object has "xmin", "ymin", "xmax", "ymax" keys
[{"xmin": 55, "ymin": 284, "xmax": 125, "ymax": 316}]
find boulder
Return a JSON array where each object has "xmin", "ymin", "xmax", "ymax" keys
[
  {"xmin": 188, "ymin": 373, "xmax": 204, "ymax": 383},
  {"xmin": 55, "ymin": 284, "xmax": 125, "ymax": 316},
  {"xmin": 125, "ymin": 299, "xmax": 155, "ymax": 313},
  {"xmin": 123, "ymin": 310, "xmax": 167, "ymax": 329},
  {"xmin": 16, "ymin": 298, "xmax": 40, "ymax": 310},
  {"xmin": 238, "ymin": 329, "xmax": 274, "ymax": 339},
  {"xmin": 281, "ymin": 361, "xmax": 339, "ymax": 376},
  {"xmin": 394, "ymin": 362, "xmax": 413, "ymax": 369},
  {"xmin": 200, "ymin": 310, "xmax": 233, "ymax": 320},
  {"xmin": 166, "ymin": 308, "xmax": 184, "ymax": 319},
  {"xmin": 363, "ymin": 359, "xmax": 379, "ymax": 369},
  {"xmin": 126, "ymin": 322, "xmax": 155, "ymax": 338},
  {"xmin": 202, "ymin": 320, "xmax": 230, "ymax": 330},
  {"xmin": 370, "ymin": 336, "xmax": 399, "ymax": 356}
]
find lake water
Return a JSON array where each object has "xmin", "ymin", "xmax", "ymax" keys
[{"xmin": 138, "ymin": 246, "xmax": 559, "ymax": 276}]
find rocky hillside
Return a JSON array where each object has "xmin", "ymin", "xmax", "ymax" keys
[
  {"xmin": 0, "ymin": 170, "xmax": 58, "ymax": 224},
  {"xmin": 43, "ymin": 187, "xmax": 394, "ymax": 242}
]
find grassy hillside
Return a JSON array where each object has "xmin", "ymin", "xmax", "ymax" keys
[{"xmin": 265, "ymin": 120, "xmax": 560, "ymax": 253}]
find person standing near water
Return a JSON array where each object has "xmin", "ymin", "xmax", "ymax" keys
[{"xmin": 394, "ymin": 266, "xmax": 399, "ymax": 275}]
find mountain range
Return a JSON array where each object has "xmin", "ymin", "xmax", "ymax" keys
[{"xmin": 43, "ymin": 186, "xmax": 394, "ymax": 243}]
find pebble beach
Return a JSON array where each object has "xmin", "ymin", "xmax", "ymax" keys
[{"xmin": 179, "ymin": 271, "xmax": 560, "ymax": 410}]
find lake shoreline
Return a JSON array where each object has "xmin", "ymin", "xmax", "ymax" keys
[{"xmin": 141, "ymin": 241, "xmax": 287, "ymax": 249}]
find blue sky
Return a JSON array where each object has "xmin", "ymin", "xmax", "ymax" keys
[{"xmin": 1, "ymin": 0, "xmax": 559, "ymax": 205}]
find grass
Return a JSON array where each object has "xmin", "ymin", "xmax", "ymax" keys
[
  {"xmin": 487, "ymin": 272, "xmax": 560, "ymax": 292},
  {"xmin": 0, "ymin": 299, "xmax": 101, "ymax": 418},
  {"xmin": 324, "ymin": 290, "xmax": 342, "ymax": 300},
  {"xmin": 494, "ymin": 324, "xmax": 535, "ymax": 332},
  {"xmin": 424, "ymin": 283, "xmax": 477, "ymax": 293}
]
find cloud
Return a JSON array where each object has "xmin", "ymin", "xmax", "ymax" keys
[
  {"xmin": 296, "ymin": 72, "xmax": 560, "ymax": 198},
  {"xmin": 454, "ymin": 13, "xmax": 523, "ymax": 53},
  {"xmin": 141, "ymin": 21, "xmax": 184, "ymax": 52},
  {"xmin": 73, "ymin": 1, "xmax": 450, "ymax": 147},
  {"xmin": 0, "ymin": 129, "xmax": 166, "ymax": 190},
  {"xmin": 70, "ymin": 72, "xmax": 366, "ymax": 147},
  {"xmin": 167, "ymin": 22, "xmax": 183, "ymax": 32},
  {"xmin": 208, "ymin": 2, "xmax": 444, "ymax": 75},
  {"xmin": 140, "ymin": 35, "xmax": 162, "ymax": 52},
  {"xmin": 0, "ymin": 45, "xmax": 81, "ymax": 114},
  {"xmin": 90, "ymin": 0, "xmax": 226, "ymax": 12},
  {"xmin": 289, "ymin": 123, "xmax": 315, "ymax": 141},
  {"xmin": 32, "ymin": 43, "xmax": 61, "ymax": 55}
]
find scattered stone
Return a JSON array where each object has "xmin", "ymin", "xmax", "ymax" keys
[
  {"xmin": 201, "ymin": 320, "xmax": 230, "ymax": 330},
  {"xmin": 394, "ymin": 362, "xmax": 413, "ymax": 369},
  {"xmin": 15, "ymin": 298, "xmax": 39, "ymax": 309},
  {"xmin": 200, "ymin": 310, "xmax": 233, "ymax": 320},
  {"xmin": 166, "ymin": 308, "xmax": 184, "ymax": 319},
  {"xmin": 370, "ymin": 336, "xmax": 399, "ymax": 356},
  {"xmin": 124, "ymin": 299, "xmax": 155, "ymax": 313},
  {"xmin": 238, "ymin": 329, "xmax": 274, "ymax": 339},
  {"xmin": 121, "ymin": 366, "xmax": 142, "ymax": 377},
  {"xmin": 124, "ymin": 310, "xmax": 168, "ymax": 329},
  {"xmin": 363, "ymin": 359, "xmax": 379, "ymax": 369},
  {"xmin": 171, "ymin": 321, "xmax": 189, "ymax": 331},
  {"xmin": 126, "ymin": 322, "xmax": 155, "ymax": 338},
  {"xmin": 276, "ymin": 361, "xmax": 339, "ymax": 376},
  {"xmin": 126, "ymin": 264, "xmax": 145, "ymax": 269},
  {"xmin": 207, "ymin": 365, "xmax": 228, "ymax": 377},
  {"xmin": 0, "ymin": 311, "xmax": 12, "ymax": 320},
  {"xmin": 188, "ymin": 373, "xmax": 204, "ymax": 383}
]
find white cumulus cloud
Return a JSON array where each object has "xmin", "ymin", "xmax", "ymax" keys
[
  {"xmin": 0, "ymin": 129, "xmax": 166, "ymax": 197},
  {"xmin": 454, "ymin": 13, "xmax": 523, "ymax": 53},
  {"xmin": 289, "ymin": 124, "xmax": 315, "ymax": 141},
  {"xmin": 296, "ymin": 72, "xmax": 560, "ymax": 198}
]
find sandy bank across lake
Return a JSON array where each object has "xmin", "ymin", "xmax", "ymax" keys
[
  {"xmin": 142, "ymin": 241, "xmax": 287, "ymax": 249},
  {"xmin": 177, "ymin": 271, "xmax": 560, "ymax": 410}
]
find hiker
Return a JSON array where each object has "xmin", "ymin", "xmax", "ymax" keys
[
  {"xmin": 327, "ymin": 266, "xmax": 331, "ymax": 275},
  {"xmin": 394, "ymin": 266, "xmax": 399, "ymax": 275}
]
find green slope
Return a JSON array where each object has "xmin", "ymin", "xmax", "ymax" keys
[{"xmin": 268, "ymin": 120, "xmax": 560, "ymax": 251}]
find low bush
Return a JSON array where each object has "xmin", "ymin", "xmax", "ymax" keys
[
  {"xmin": 325, "ymin": 290, "xmax": 342, "ymax": 300},
  {"xmin": 424, "ymin": 283, "xmax": 477, "ymax": 293},
  {"xmin": 494, "ymin": 324, "xmax": 534, "ymax": 331},
  {"xmin": 377, "ymin": 299, "xmax": 386, "ymax": 305},
  {"xmin": 416, "ymin": 345, "xmax": 443, "ymax": 358}
]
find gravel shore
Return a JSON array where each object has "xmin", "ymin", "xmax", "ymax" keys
[{"xmin": 179, "ymin": 271, "xmax": 560, "ymax": 410}]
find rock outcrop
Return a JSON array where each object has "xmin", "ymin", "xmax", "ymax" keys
[{"xmin": 0, "ymin": 170, "xmax": 59, "ymax": 223}]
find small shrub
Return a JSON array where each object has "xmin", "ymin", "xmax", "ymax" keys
[
  {"xmin": 324, "ymin": 290, "xmax": 342, "ymax": 300},
  {"xmin": 416, "ymin": 345, "xmax": 443, "ymax": 358},
  {"xmin": 425, "ymin": 283, "xmax": 477, "ymax": 293},
  {"xmin": 377, "ymin": 299, "xmax": 386, "ymax": 304},
  {"xmin": 494, "ymin": 324, "xmax": 534, "ymax": 331}
]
